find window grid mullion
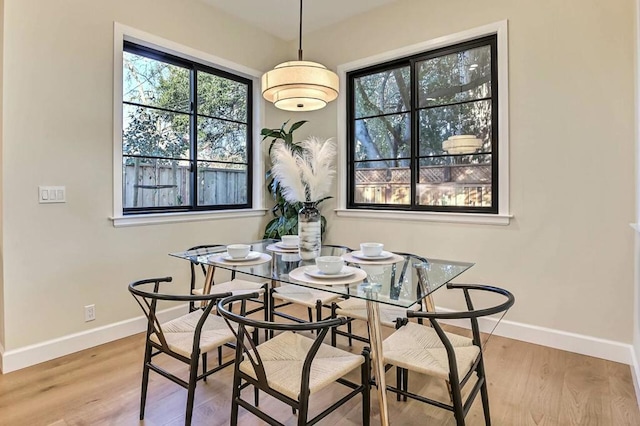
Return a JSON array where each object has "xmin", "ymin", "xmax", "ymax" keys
[
  {"xmin": 410, "ymin": 58, "xmax": 418, "ymax": 209},
  {"xmin": 189, "ymin": 67, "xmax": 198, "ymax": 209}
]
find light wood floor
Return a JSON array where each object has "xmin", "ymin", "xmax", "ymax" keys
[{"xmin": 0, "ymin": 307, "xmax": 639, "ymax": 426}]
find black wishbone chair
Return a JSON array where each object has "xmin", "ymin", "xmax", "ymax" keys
[
  {"xmin": 128, "ymin": 277, "xmax": 238, "ymax": 426},
  {"xmin": 383, "ymin": 283, "xmax": 515, "ymax": 426},
  {"xmin": 218, "ymin": 293, "xmax": 371, "ymax": 426}
]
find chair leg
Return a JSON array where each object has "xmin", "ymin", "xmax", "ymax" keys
[
  {"xmin": 478, "ymin": 358, "xmax": 492, "ymax": 426},
  {"xmin": 347, "ymin": 320, "xmax": 353, "ymax": 346},
  {"xmin": 202, "ymin": 353, "xmax": 208, "ymax": 382},
  {"xmin": 402, "ymin": 368, "xmax": 408, "ymax": 401},
  {"xmin": 396, "ymin": 367, "xmax": 402, "ymax": 401},
  {"xmin": 362, "ymin": 348, "xmax": 371, "ymax": 426},
  {"xmin": 185, "ymin": 353, "xmax": 200, "ymax": 426},
  {"xmin": 139, "ymin": 343, "xmax": 153, "ymax": 420},
  {"xmin": 230, "ymin": 374, "xmax": 241, "ymax": 425},
  {"xmin": 450, "ymin": 378, "xmax": 466, "ymax": 426},
  {"xmin": 316, "ymin": 300, "xmax": 322, "ymax": 323},
  {"xmin": 297, "ymin": 395, "xmax": 309, "ymax": 426},
  {"xmin": 330, "ymin": 303, "xmax": 337, "ymax": 347},
  {"xmin": 263, "ymin": 285, "xmax": 270, "ymax": 341}
]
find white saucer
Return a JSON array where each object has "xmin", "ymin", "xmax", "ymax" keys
[
  {"xmin": 303, "ymin": 266, "xmax": 355, "ymax": 279},
  {"xmin": 351, "ymin": 250, "xmax": 394, "ymax": 260},
  {"xmin": 275, "ymin": 241, "xmax": 299, "ymax": 249},
  {"xmin": 217, "ymin": 251, "xmax": 262, "ymax": 262}
]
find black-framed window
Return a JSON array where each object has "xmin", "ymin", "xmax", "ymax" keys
[
  {"xmin": 122, "ymin": 42, "xmax": 252, "ymax": 214},
  {"xmin": 347, "ymin": 35, "xmax": 498, "ymax": 213}
]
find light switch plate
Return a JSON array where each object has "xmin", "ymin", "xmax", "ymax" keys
[{"xmin": 39, "ymin": 186, "xmax": 66, "ymax": 203}]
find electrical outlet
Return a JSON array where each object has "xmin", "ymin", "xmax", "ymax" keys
[{"xmin": 84, "ymin": 304, "xmax": 96, "ymax": 322}]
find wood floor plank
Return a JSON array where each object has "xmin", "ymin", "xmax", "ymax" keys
[{"xmin": 558, "ymin": 352, "xmax": 610, "ymax": 426}]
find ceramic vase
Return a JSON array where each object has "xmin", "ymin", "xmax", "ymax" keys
[{"xmin": 298, "ymin": 201, "xmax": 321, "ymax": 260}]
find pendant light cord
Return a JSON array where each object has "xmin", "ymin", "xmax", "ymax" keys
[{"xmin": 298, "ymin": 0, "xmax": 303, "ymax": 60}]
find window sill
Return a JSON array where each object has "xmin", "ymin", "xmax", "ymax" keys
[
  {"xmin": 334, "ymin": 209, "xmax": 512, "ymax": 225},
  {"xmin": 111, "ymin": 208, "xmax": 268, "ymax": 228}
]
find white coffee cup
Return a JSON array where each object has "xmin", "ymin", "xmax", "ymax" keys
[
  {"xmin": 360, "ymin": 242, "xmax": 384, "ymax": 257},
  {"xmin": 226, "ymin": 244, "xmax": 250, "ymax": 259},
  {"xmin": 315, "ymin": 256, "xmax": 344, "ymax": 275},
  {"xmin": 281, "ymin": 235, "xmax": 300, "ymax": 247}
]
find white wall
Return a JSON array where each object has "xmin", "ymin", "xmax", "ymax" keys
[
  {"xmin": 0, "ymin": 0, "xmax": 286, "ymax": 353},
  {"xmin": 302, "ymin": 0, "xmax": 637, "ymax": 345}
]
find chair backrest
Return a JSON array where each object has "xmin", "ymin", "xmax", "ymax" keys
[
  {"xmin": 407, "ymin": 283, "xmax": 514, "ymax": 383},
  {"xmin": 128, "ymin": 277, "xmax": 231, "ymax": 357},
  {"xmin": 217, "ymin": 293, "xmax": 349, "ymax": 393},
  {"xmin": 186, "ymin": 244, "xmax": 227, "ymax": 289},
  {"xmin": 386, "ymin": 252, "xmax": 429, "ymax": 301}
]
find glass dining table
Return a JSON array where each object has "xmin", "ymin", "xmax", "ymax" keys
[{"xmin": 170, "ymin": 239, "xmax": 473, "ymax": 426}]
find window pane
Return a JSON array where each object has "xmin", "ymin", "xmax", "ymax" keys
[
  {"xmin": 122, "ymin": 158, "xmax": 191, "ymax": 208},
  {"xmin": 354, "ymin": 66, "xmax": 410, "ymax": 118},
  {"xmin": 353, "ymin": 159, "xmax": 411, "ymax": 205},
  {"xmin": 418, "ymin": 99, "xmax": 492, "ymax": 156},
  {"xmin": 354, "ymin": 113, "xmax": 410, "ymax": 161},
  {"xmin": 123, "ymin": 104, "xmax": 190, "ymax": 159},
  {"xmin": 197, "ymin": 118, "xmax": 247, "ymax": 163},
  {"xmin": 197, "ymin": 72, "xmax": 248, "ymax": 122},
  {"xmin": 197, "ymin": 161, "xmax": 248, "ymax": 206},
  {"xmin": 418, "ymin": 45, "xmax": 492, "ymax": 108},
  {"xmin": 123, "ymin": 51, "xmax": 190, "ymax": 113},
  {"xmin": 417, "ymin": 155, "xmax": 492, "ymax": 207}
]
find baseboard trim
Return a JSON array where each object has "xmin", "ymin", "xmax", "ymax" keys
[
  {"xmin": 437, "ymin": 307, "xmax": 634, "ymax": 365},
  {"xmin": 0, "ymin": 340, "xmax": 5, "ymax": 373},
  {"xmin": 631, "ymin": 347, "xmax": 640, "ymax": 406},
  {"xmin": 0, "ymin": 305, "xmax": 187, "ymax": 374}
]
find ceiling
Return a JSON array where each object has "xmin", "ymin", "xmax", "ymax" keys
[{"xmin": 199, "ymin": 0, "xmax": 400, "ymax": 41}]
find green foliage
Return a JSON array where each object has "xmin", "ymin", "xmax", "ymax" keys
[
  {"xmin": 261, "ymin": 121, "xmax": 328, "ymax": 239},
  {"xmin": 353, "ymin": 45, "xmax": 493, "ymax": 167},
  {"xmin": 122, "ymin": 50, "xmax": 249, "ymax": 165}
]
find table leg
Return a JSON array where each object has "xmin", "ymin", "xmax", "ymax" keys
[
  {"xmin": 366, "ymin": 299, "xmax": 389, "ymax": 426},
  {"xmin": 200, "ymin": 265, "xmax": 216, "ymax": 308}
]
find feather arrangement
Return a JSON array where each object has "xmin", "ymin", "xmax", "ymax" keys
[{"xmin": 270, "ymin": 137, "xmax": 337, "ymax": 203}]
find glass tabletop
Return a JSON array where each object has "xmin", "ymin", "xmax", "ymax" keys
[{"xmin": 169, "ymin": 239, "xmax": 474, "ymax": 308}]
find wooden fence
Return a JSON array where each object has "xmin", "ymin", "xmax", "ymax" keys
[
  {"xmin": 123, "ymin": 162, "xmax": 490, "ymax": 208},
  {"xmin": 123, "ymin": 163, "xmax": 247, "ymax": 207},
  {"xmin": 355, "ymin": 164, "xmax": 492, "ymax": 206}
]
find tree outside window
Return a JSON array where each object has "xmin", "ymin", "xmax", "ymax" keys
[{"xmin": 348, "ymin": 35, "xmax": 497, "ymax": 213}]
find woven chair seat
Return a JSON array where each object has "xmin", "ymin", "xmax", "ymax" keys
[
  {"xmin": 150, "ymin": 310, "xmax": 236, "ymax": 358},
  {"xmin": 272, "ymin": 284, "xmax": 340, "ymax": 308},
  {"xmin": 334, "ymin": 298, "xmax": 420, "ymax": 328},
  {"xmin": 239, "ymin": 331, "xmax": 364, "ymax": 400},
  {"xmin": 193, "ymin": 278, "xmax": 267, "ymax": 297},
  {"xmin": 383, "ymin": 322, "xmax": 479, "ymax": 381}
]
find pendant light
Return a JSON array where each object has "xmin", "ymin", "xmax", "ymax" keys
[{"xmin": 261, "ymin": 0, "xmax": 339, "ymax": 112}]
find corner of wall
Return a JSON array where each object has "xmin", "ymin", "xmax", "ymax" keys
[
  {"xmin": 631, "ymin": 343, "xmax": 640, "ymax": 407},
  {"xmin": 0, "ymin": 0, "xmax": 6, "ymax": 356}
]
